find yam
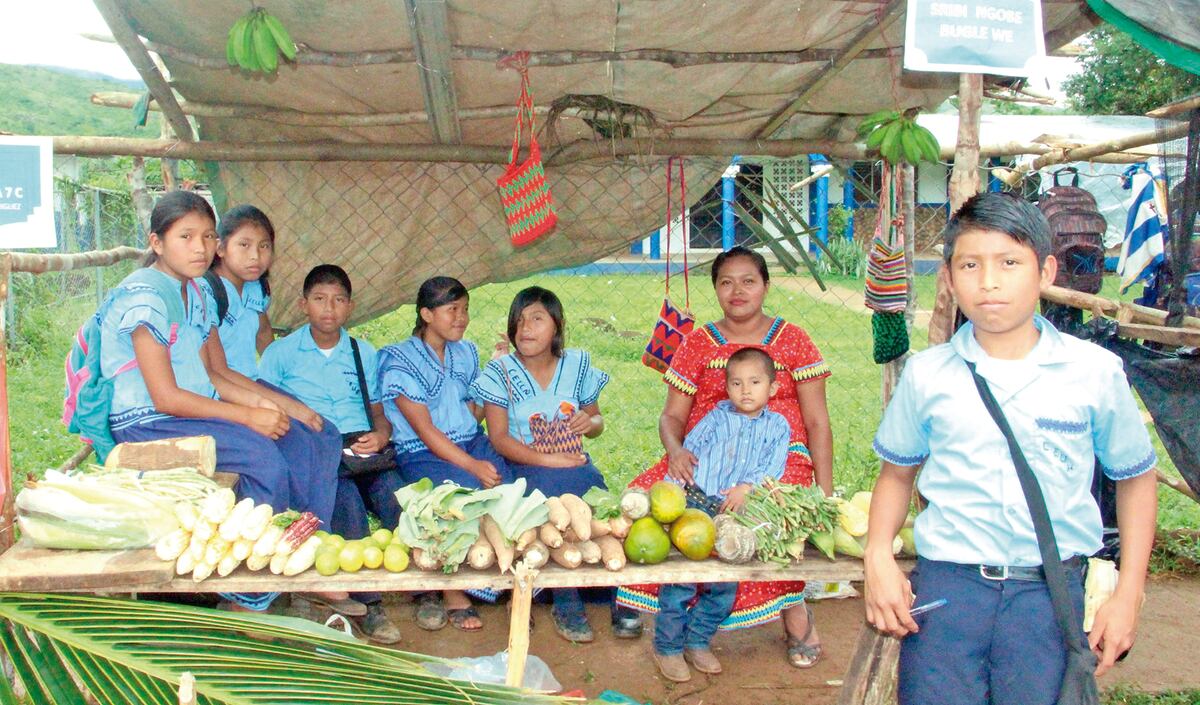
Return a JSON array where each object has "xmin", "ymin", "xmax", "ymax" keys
[
  {"xmin": 550, "ymin": 542, "xmax": 582, "ymax": 569},
  {"xmin": 578, "ymin": 539, "xmax": 602, "ymax": 564},
  {"xmin": 105, "ymin": 435, "xmax": 217, "ymax": 477},
  {"xmin": 589, "ymin": 518, "xmax": 612, "ymax": 538},
  {"xmin": 609, "ymin": 515, "xmax": 632, "ymax": 539},
  {"xmin": 545, "ymin": 496, "xmax": 571, "ymax": 531},
  {"xmin": 467, "ymin": 534, "xmax": 496, "ymax": 570},
  {"xmin": 594, "ymin": 535, "xmax": 626, "ymax": 571},
  {"xmin": 562, "ymin": 527, "xmax": 580, "ymax": 544},
  {"xmin": 515, "ymin": 527, "xmax": 537, "ymax": 552},
  {"xmin": 521, "ymin": 540, "xmax": 549, "ymax": 569},
  {"xmin": 558, "ymin": 493, "xmax": 592, "ymax": 541},
  {"xmin": 538, "ymin": 522, "xmax": 564, "ymax": 549},
  {"xmin": 480, "ymin": 515, "xmax": 515, "ymax": 573}
]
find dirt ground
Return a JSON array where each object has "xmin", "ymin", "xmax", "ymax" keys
[{"xmin": 366, "ymin": 574, "xmax": 1200, "ymax": 704}]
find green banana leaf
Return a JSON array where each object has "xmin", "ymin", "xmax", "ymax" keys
[
  {"xmin": 739, "ymin": 185, "xmax": 830, "ymax": 287},
  {"xmin": 730, "ymin": 193, "xmax": 828, "ymax": 291},
  {"xmin": 0, "ymin": 592, "xmax": 570, "ymax": 705},
  {"xmin": 761, "ymin": 179, "xmax": 846, "ymax": 266}
]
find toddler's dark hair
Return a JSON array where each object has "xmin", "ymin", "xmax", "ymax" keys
[
  {"xmin": 414, "ymin": 276, "xmax": 468, "ymax": 336},
  {"xmin": 303, "ymin": 264, "xmax": 352, "ymax": 298},
  {"xmin": 507, "ymin": 286, "xmax": 565, "ymax": 358},
  {"xmin": 214, "ymin": 204, "xmax": 276, "ymax": 294},
  {"xmin": 942, "ymin": 192, "xmax": 1052, "ymax": 265},
  {"xmin": 711, "ymin": 245, "xmax": 770, "ymax": 286},
  {"xmin": 726, "ymin": 347, "xmax": 776, "ymax": 381},
  {"xmin": 143, "ymin": 191, "xmax": 216, "ymax": 266}
]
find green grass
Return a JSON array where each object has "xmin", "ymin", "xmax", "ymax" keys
[
  {"xmin": 1103, "ymin": 684, "xmax": 1200, "ymax": 705},
  {"xmin": 6, "ymin": 270, "xmax": 1198, "ymax": 535}
]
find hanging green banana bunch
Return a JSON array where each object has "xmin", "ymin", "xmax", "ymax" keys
[
  {"xmin": 226, "ymin": 7, "xmax": 297, "ymax": 74},
  {"xmin": 858, "ymin": 110, "xmax": 942, "ymax": 166}
]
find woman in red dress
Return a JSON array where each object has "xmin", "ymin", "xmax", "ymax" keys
[{"xmin": 616, "ymin": 246, "xmax": 834, "ymax": 668}]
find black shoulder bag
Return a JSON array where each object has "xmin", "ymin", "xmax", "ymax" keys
[
  {"xmin": 339, "ymin": 338, "xmax": 397, "ymax": 478},
  {"xmin": 967, "ymin": 362, "xmax": 1099, "ymax": 705}
]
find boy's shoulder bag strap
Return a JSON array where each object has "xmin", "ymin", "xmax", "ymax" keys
[
  {"xmin": 349, "ymin": 337, "xmax": 373, "ymax": 426},
  {"xmin": 966, "ymin": 361, "xmax": 1099, "ymax": 705}
]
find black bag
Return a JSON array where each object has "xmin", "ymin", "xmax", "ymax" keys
[
  {"xmin": 1039, "ymin": 168, "xmax": 1107, "ymax": 295},
  {"xmin": 338, "ymin": 338, "xmax": 396, "ymax": 478},
  {"xmin": 967, "ymin": 362, "xmax": 1100, "ymax": 705}
]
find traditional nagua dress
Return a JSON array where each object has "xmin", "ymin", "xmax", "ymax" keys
[{"xmin": 616, "ymin": 317, "xmax": 831, "ymax": 630}]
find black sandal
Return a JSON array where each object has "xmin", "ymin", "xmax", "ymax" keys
[{"xmin": 786, "ymin": 602, "xmax": 822, "ymax": 668}]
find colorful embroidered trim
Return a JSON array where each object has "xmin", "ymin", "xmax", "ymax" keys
[
  {"xmin": 788, "ymin": 441, "xmax": 811, "ymax": 458},
  {"xmin": 1036, "ymin": 417, "xmax": 1088, "ymax": 434},
  {"xmin": 1104, "ymin": 450, "xmax": 1157, "ymax": 480},
  {"xmin": 662, "ymin": 368, "xmax": 698, "ymax": 395},
  {"xmin": 615, "ymin": 587, "xmax": 806, "ymax": 631},
  {"xmin": 792, "ymin": 360, "xmax": 831, "ymax": 381},
  {"xmin": 872, "ymin": 438, "xmax": 927, "ymax": 467}
]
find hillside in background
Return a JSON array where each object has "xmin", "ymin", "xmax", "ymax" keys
[{"xmin": 0, "ymin": 64, "xmax": 147, "ymax": 137}]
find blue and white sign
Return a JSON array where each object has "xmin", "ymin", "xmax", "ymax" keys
[
  {"xmin": 904, "ymin": 0, "xmax": 1046, "ymax": 77},
  {"xmin": 0, "ymin": 136, "xmax": 56, "ymax": 249}
]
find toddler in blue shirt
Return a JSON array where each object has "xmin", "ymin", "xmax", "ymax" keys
[{"xmin": 653, "ymin": 347, "xmax": 789, "ymax": 681}]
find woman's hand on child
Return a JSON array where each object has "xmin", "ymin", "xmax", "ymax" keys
[
  {"xmin": 565, "ymin": 412, "xmax": 596, "ymax": 436},
  {"xmin": 470, "ymin": 460, "xmax": 503, "ymax": 488},
  {"xmin": 350, "ymin": 431, "xmax": 389, "ymax": 455},
  {"xmin": 1088, "ymin": 591, "xmax": 1142, "ymax": 676},
  {"xmin": 666, "ymin": 448, "xmax": 699, "ymax": 485},
  {"xmin": 719, "ymin": 484, "xmax": 752, "ymax": 514},
  {"xmin": 542, "ymin": 452, "xmax": 587, "ymax": 468},
  {"xmin": 246, "ymin": 406, "xmax": 290, "ymax": 440},
  {"xmin": 491, "ymin": 334, "xmax": 510, "ymax": 360},
  {"xmin": 863, "ymin": 551, "xmax": 918, "ymax": 638}
]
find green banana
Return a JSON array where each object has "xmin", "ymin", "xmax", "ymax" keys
[
  {"xmin": 241, "ymin": 13, "xmax": 260, "ymax": 72},
  {"xmin": 262, "ymin": 12, "xmax": 296, "ymax": 62},
  {"xmin": 916, "ymin": 125, "xmax": 942, "ymax": 163},
  {"xmin": 865, "ymin": 122, "xmax": 890, "ymax": 150},
  {"xmin": 879, "ymin": 119, "xmax": 904, "ymax": 163},
  {"xmin": 857, "ymin": 109, "xmax": 900, "ymax": 136},
  {"xmin": 253, "ymin": 14, "xmax": 279, "ymax": 73},
  {"xmin": 228, "ymin": 15, "xmax": 249, "ymax": 68},
  {"xmin": 899, "ymin": 122, "xmax": 922, "ymax": 165}
]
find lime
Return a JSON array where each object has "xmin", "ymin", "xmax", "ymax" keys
[
  {"xmin": 362, "ymin": 545, "xmax": 384, "ymax": 570},
  {"xmin": 322, "ymin": 534, "xmax": 346, "ymax": 551},
  {"xmin": 371, "ymin": 528, "xmax": 393, "ymax": 546},
  {"xmin": 389, "ymin": 536, "xmax": 409, "ymax": 553},
  {"xmin": 314, "ymin": 530, "xmax": 330, "ymax": 540},
  {"xmin": 338, "ymin": 542, "xmax": 365, "ymax": 573},
  {"xmin": 315, "ymin": 550, "xmax": 340, "ymax": 576},
  {"xmin": 360, "ymin": 537, "xmax": 382, "ymax": 552},
  {"xmin": 383, "ymin": 544, "xmax": 409, "ymax": 573}
]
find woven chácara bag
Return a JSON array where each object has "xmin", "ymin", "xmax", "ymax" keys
[
  {"xmin": 528, "ymin": 413, "xmax": 583, "ymax": 455},
  {"xmin": 865, "ymin": 163, "xmax": 908, "ymax": 314},
  {"xmin": 643, "ymin": 157, "xmax": 696, "ymax": 372},
  {"xmin": 872, "ymin": 310, "xmax": 909, "ymax": 364},
  {"xmin": 496, "ymin": 55, "xmax": 557, "ymax": 247}
]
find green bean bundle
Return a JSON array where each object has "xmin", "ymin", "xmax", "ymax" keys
[{"xmin": 733, "ymin": 479, "xmax": 840, "ymax": 566}]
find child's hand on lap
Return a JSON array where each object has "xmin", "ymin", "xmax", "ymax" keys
[
  {"xmin": 350, "ymin": 430, "xmax": 389, "ymax": 455},
  {"xmin": 565, "ymin": 411, "xmax": 594, "ymax": 436},
  {"xmin": 246, "ymin": 406, "xmax": 289, "ymax": 439},
  {"xmin": 469, "ymin": 459, "xmax": 503, "ymax": 488},
  {"xmin": 719, "ymin": 483, "xmax": 752, "ymax": 514},
  {"xmin": 542, "ymin": 452, "xmax": 586, "ymax": 468},
  {"xmin": 278, "ymin": 397, "xmax": 324, "ymax": 432}
]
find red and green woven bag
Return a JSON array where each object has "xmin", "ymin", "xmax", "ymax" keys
[{"xmin": 496, "ymin": 57, "xmax": 557, "ymax": 247}]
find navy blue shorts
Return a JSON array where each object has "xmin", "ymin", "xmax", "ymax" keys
[{"xmin": 899, "ymin": 558, "xmax": 1086, "ymax": 705}]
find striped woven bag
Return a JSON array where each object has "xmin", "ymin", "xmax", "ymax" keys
[
  {"xmin": 496, "ymin": 54, "xmax": 558, "ymax": 247},
  {"xmin": 865, "ymin": 163, "xmax": 908, "ymax": 313}
]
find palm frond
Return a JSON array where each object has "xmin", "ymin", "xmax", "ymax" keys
[{"xmin": 0, "ymin": 593, "xmax": 574, "ymax": 705}]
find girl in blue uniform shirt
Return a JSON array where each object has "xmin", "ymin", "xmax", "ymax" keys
[
  {"xmin": 470, "ymin": 286, "xmax": 623, "ymax": 643},
  {"xmin": 378, "ymin": 275, "xmax": 510, "ymax": 632},
  {"xmin": 101, "ymin": 191, "xmax": 339, "ymax": 613},
  {"xmin": 196, "ymin": 204, "xmax": 353, "ymax": 616}
]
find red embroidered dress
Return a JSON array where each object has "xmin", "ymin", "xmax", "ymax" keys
[{"xmin": 615, "ymin": 317, "xmax": 831, "ymax": 629}]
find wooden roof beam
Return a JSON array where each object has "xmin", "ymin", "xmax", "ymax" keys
[
  {"xmin": 91, "ymin": 0, "xmax": 194, "ymax": 142},
  {"xmin": 403, "ymin": 0, "xmax": 462, "ymax": 144},
  {"xmin": 756, "ymin": 0, "xmax": 907, "ymax": 139}
]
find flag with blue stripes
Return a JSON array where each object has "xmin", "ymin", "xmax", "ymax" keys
[{"xmin": 1117, "ymin": 164, "xmax": 1167, "ymax": 294}]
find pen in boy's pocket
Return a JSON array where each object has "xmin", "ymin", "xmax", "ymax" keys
[{"xmin": 909, "ymin": 598, "xmax": 948, "ymax": 617}]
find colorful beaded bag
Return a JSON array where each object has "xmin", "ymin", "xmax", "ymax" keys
[
  {"xmin": 865, "ymin": 163, "xmax": 910, "ymax": 364},
  {"xmin": 501, "ymin": 363, "xmax": 583, "ymax": 454},
  {"xmin": 496, "ymin": 52, "xmax": 558, "ymax": 247},
  {"xmin": 642, "ymin": 157, "xmax": 696, "ymax": 372}
]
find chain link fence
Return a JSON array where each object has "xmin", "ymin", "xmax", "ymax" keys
[{"xmin": 4, "ymin": 151, "xmax": 1185, "ymax": 487}]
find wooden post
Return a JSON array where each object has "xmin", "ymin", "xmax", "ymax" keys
[
  {"xmin": 0, "ymin": 254, "xmax": 14, "ymax": 551},
  {"xmin": 505, "ymin": 565, "xmax": 536, "ymax": 688},
  {"xmin": 928, "ymin": 73, "xmax": 983, "ymax": 345}
]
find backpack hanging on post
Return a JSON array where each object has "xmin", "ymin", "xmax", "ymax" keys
[
  {"xmin": 496, "ymin": 52, "xmax": 558, "ymax": 247},
  {"xmin": 865, "ymin": 163, "xmax": 909, "ymax": 364},
  {"xmin": 1039, "ymin": 167, "xmax": 1107, "ymax": 294},
  {"xmin": 642, "ymin": 157, "xmax": 696, "ymax": 373}
]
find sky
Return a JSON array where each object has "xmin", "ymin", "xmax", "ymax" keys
[{"xmin": 0, "ymin": 0, "xmax": 1082, "ymax": 98}]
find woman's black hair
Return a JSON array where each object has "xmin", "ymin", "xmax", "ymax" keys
[
  {"xmin": 213, "ymin": 204, "xmax": 276, "ymax": 294},
  {"xmin": 710, "ymin": 245, "xmax": 770, "ymax": 286},
  {"xmin": 413, "ymin": 276, "xmax": 469, "ymax": 337},
  {"xmin": 143, "ymin": 190, "xmax": 216, "ymax": 266},
  {"xmin": 507, "ymin": 286, "xmax": 565, "ymax": 358}
]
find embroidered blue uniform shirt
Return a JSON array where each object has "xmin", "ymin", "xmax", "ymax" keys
[
  {"xmin": 873, "ymin": 316, "xmax": 1156, "ymax": 566},
  {"xmin": 197, "ymin": 275, "xmax": 269, "ymax": 379},
  {"xmin": 378, "ymin": 336, "xmax": 482, "ymax": 453},
  {"xmin": 680, "ymin": 400, "xmax": 789, "ymax": 497}
]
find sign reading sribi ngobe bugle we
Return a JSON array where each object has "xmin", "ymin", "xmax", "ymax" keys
[
  {"xmin": 904, "ymin": 0, "xmax": 1045, "ymax": 77},
  {"xmin": 0, "ymin": 136, "xmax": 56, "ymax": 249}
]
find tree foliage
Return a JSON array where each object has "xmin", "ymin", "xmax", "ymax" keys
[{"xmin": 1062, "ymin": 26, "xmax": 1200, "ymax": 115}]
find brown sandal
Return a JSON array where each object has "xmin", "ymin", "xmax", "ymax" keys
[{"xmin": 786, "ymin": 603, "xmax": 822, "ymax": 669}]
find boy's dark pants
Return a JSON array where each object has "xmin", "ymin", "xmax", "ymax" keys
[
  {"xmin": 899, "ymin": 558, "xmax": 1086, "ymax": 705},
  {"xmin": 331, "ymin": 467, "xmax": 405, "ymax": 606}
]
